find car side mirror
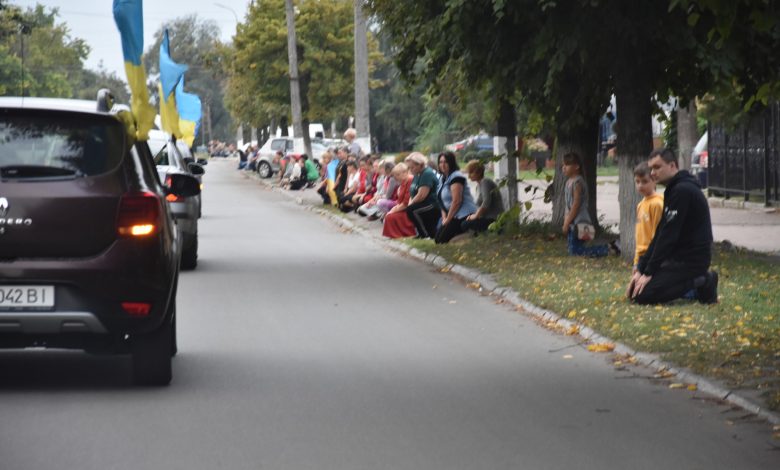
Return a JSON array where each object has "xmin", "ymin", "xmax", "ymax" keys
[
  {"xmin": 188, "ymin": 163, "xmax": 205, "ymax": 176},
  {"xmin": 196, "ymin": 158, "xmax": 208, "ymax": 166},
  {"xmin": 166, "ymin": 173, "xmax": 200, "ymax": 197}
]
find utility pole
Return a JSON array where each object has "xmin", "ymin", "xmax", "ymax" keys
[
  {"xmin": 353, "ymin": 0, "xmax": 371, "ymax": 153},
  {"xmin": 285, "ymin": 0, "xmax": 310, "ymax": 157}
]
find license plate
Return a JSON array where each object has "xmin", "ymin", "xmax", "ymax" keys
[{"xmin": 0, "ymin": 286, "xmax": 55, "ymax": 309}]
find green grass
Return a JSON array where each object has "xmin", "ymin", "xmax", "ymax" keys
[
  {"xmin": 483, "ymin": 165, "xmax": 619, "ymax": 182},
  {"xmin": 406, "ymin": 232, "xmax": 780, "ymax": 410}
]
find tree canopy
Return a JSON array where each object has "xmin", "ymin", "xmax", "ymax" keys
[
  {"xmin": 226, "ymin": 0, "xmax": 381, "ymax": 132},
  {"xmin": 143, "ymin": 14, "xmax": 233, "ymax": 142}
]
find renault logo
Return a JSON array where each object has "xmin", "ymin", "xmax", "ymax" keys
[{"xmin": 0, "ymin": 198, "xmax": 7, "ymax": 218}]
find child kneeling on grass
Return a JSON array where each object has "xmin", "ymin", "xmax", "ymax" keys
[{"xmin": 561, "ymin": 152, "xmax": 619, "ymax": 257}]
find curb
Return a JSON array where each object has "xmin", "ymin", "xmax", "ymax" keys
[{"xmin": 248, "ymin": 172, "xmax": 780, "ymax": 426}]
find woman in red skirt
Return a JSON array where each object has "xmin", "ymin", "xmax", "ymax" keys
[{"xmin": 382, "ymin": 163, "xmax": 416, "ymax": 238}]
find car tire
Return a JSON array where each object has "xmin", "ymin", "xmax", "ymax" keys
[
  {"xmin": 131, "ymin": 309, "xmax": 173, "ymax": 386},
  {"xmin": 258, "ymin": 161, "xmax": 272, "ymax": 178},
  {"xmin": 171, "ymin": 309, "xmax": 178, "ymax": 357},
  {"xmin": 181, "ymin": 234, "xmax": 198, "ymax": 270}
]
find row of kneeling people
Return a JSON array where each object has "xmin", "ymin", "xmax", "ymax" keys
[{"xmin": 307, "ymin": 150, "xmax": 505, "ymax": 244}]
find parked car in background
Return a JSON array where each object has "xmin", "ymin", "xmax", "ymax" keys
[
  {"xmin": 0, "ymin": 91, "xmax": 200, "ymax": 385},
  {"xmin": 691, "ymin": 131, "xmax": 708, "ymax": 188},
  {"xmin": 254, "ymin": 137, "xmax": 329, "ymax": 178},
  {"xmin": 148, "ymin": 130, "xmax": 204, "ymax": 269}
]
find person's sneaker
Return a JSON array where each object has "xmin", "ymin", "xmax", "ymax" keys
[
  {"xmin": 367, "ymin": 214, "xmax": 379, "ymax": 221},
  {"xmin": 608, "ymin": 240, "xmax": 621, "ymax": 256},
  {"xmin": 697, "ymin": 271, "xmax": 719, "ymax": 304}
]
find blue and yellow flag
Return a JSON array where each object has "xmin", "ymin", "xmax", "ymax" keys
[
  {"xmin": 175, "ymin": 78, "xmax": 202, "ymax": 147},
  {"xmin": 112, "ymin": 0, "xmax": 155, "ymax": 141},
  {"xmin": 159, "ymin": 29, "xmax": 187, "ymax": 138}
]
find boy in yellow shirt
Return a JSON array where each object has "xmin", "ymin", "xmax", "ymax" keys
[{"xmin": 633, "ymin": 162, "xmax": 664, "ymax": 271}]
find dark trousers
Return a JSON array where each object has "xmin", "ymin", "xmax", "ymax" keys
[
  {"xmin": 435, "ymin": 217, "xmax": 467, "ymax": 244},
  {"xmin": 460, "ymin": 217, "xmax": 495, "ymax": 234},
  {"xmin": 317, "ymin": 185, "xmax": 331, "ymax": 204},
  {"xmin": 406, "ymin": 202, "xmax": 440, "ymax": 238},
  {"xmin": 289, "ymin": 178, "xmax": 307, "ymax": 190},
  {"xmin": 633, "ymin": 261, "xmax": 707, "ymax": 305}
]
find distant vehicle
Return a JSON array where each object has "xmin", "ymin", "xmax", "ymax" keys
[
  {"xmin": 691, "ymin": 131, "xmax": 708, "ymax": 188},
  {"xmin": 0, "ymin": 91, "xmax": 200, "ymax": 385},
  {"xmin": 445, "ymin": 134, "xmax": 493, "ymax": 153},
  {"xmin": 148, "ymin": 130, "xmax": 204, "ymax": 269},
  {"xmin": 254, "ymin": 137, "xmax": 329, "ymax": 178}
]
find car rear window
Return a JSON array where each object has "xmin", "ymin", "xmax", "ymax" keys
[{"xmin": 0, "ymin": 111, "xmax": 125, "ymax": 177}]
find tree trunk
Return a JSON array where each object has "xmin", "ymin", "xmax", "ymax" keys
[
  {"xmin": 676, "ymin": 100, "xmax": 698, "ymax": 170},
  {"xmin": 497, "ymin": 98, "xmax": 518, "ymax": 208},
  {"xmin": 354, "ymin": 0, "xmax": 371, "ymax": 153},
  {"xmin": 285, "ymin": 0, "xmax": 305, "ymax": 154},
  {"xmin": 280, "ymin": 115, "xmax": 288, "ymax": 136},
  {"xmin": 615, "ymin": 77, "xmax": 654, "ymax": 262}
]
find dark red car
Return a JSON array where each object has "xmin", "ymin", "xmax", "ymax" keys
[{"xmin": 0, "ymin": 91, "xmax": 200, "ymax": 385}]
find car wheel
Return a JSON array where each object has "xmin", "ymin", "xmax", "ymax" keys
[
  {"xmin": 171, "ymin": 309, "xmax": 178, "ymax": 357},
  {"xmin": 258, "ymin": 161, "xmax": 272, "ymax": 178},
  {"xmin": 181, "ymin": 234, "xmax": 198, "ymax": 270},
  {"xmin": 131, "ymin": 308, "xmax": 173, "ymax": 386}
]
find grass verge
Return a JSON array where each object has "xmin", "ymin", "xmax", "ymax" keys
[{"xmin": 405, "ymin": 230, "xmax": 780, "ymax": 410}]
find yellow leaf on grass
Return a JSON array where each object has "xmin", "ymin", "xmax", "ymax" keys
[
  {"xmin": 734, "ymin": 305, "xmax": 743, "ymax": 312},
  {"xmin": 587, "ymin": 343, "xmax": 615, "ymax": 353},
  {"xmin": 567, "ymin": 310, "xmax": 577, "ymax": 319}
]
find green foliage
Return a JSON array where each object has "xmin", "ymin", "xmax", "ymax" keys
[
  {"xmin": 144, "ymin": 15, "xmax": 233, "ymax": 141},
  {"xmin": 0, "ymin": 3, "xmax": 89, "ymax": 98},
  {"xmin": 227, "ymin": 0, "xmax": 381, "ymax": 133}
]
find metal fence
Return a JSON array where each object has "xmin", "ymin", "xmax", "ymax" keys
[{"xmin": 708, "ymin": 103, "xmax": 780, "ymax": 205}]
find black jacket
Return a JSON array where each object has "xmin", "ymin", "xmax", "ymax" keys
[{"xmin": 637, "ymin": 170, "xmax": 712, "ymax": 276}]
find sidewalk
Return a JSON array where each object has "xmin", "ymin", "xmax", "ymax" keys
[{"xmin": 518, "ymin": 177, "xmax": 780, "ymax": 255}]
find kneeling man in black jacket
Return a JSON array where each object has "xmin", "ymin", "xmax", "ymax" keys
[{"xmin": 628, "ymin": 148, "xmax": 718, "ymax": 304}]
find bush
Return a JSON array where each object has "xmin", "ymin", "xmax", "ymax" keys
[
  {"xmin": 462, "ymin": 150, "xmax": 478, "ymax": 162},
  {"xmin": 477, "ymin": 150, "xmax": 494, "ymax": 161}
]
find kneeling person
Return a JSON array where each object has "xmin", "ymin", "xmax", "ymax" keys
[{"xmin": 629, "ymin": 148, "xmax": 718, "ymax": 305}]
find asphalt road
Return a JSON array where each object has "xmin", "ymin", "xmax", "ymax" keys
[{"xmin": 0, "ymin": 159, "xmax": 777, "ymax": 470}]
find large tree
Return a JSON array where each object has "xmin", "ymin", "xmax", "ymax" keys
[
  {"xmin": 0, "ymin": 2, "xmax": 88, "ymax": 98},
  {"xmin": 226, "ymin": 0, "xmax": 381, "ymax": 139},
  {"xmin": 143, "ymin": 15, "xmax": 234, "ymax": 142}
]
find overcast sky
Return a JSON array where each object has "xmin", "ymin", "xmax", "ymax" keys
[{"xmin": 14, "ymin": 0, "xmax": 251, "ymax": 77}]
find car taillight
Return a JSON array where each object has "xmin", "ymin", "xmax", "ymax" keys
[
  {"xmin": 122, "ymin": 302, "xmax": 151, "ymax": 316},
  {"xmin": 164, "ymin": 176, "xmax": 183, "ymax": 202},
  {"xmin": 117, "ymin": 191, "xmax": 161, "ymax": 237}
]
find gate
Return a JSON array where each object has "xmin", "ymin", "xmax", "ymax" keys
[{"xmin": 708, "ymin": 103, "xmax": 780, "ymax": 205}]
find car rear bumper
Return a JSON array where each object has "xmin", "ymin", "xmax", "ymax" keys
[{"xmin": 0, "ymin": 238, "xmax": 177, "ymax": 347}]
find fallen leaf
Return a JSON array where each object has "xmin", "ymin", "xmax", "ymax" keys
[
  {"xmin": 687, "ymin": 384, "xmax": 698, "ymax": 391},
  {"xmin": 587, "ymin": 343, "xmax": 616, "ymax": 353},
  {"xmin": 440, "ymin": 267, "xmax": 451, "ymax": 273},
  {"xmin": 466, "ymin": 282, "xmax": 481, "ymax": 290},
  {"xmin": 566, "ymin": 325, "xmax": 581, "ymax": 336},
  {"xmin": 669, "ymin": 383, "xmax": 685, "ymax": 389},
  {"xmin": 563, "ymin": 354, "xmax": 574, "ymax": 360},
  {"xmin": 567, "ymin": 310, "xmax": 577, "ymax": 319},
  {"xmin": 734, "ymin": 305, "xmax": 743, "ymax": 312}
]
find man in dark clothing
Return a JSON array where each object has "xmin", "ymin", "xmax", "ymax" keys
[{"xmin": 629, "ymin": 148, "xmax": 718, "ymax": 305}]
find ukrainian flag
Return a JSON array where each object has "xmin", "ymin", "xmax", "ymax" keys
[
  {"xmin": 112, "ymin": 0, "xmax": 155, "ymax": 141},
  {"xmin": 175, "ymin": 78, "xmax": 202, "ymax": 148},
  {"xmin": 159, "ymin": 29, "xmax": 187, "ymax": 138}
]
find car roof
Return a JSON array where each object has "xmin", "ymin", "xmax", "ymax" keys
[{"xmin": 0, "ymin": 97, "xmax": 111, "ymax": 116}]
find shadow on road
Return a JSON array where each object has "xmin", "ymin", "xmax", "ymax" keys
[{"xmin": 0, "ymin": 350, "xmax": 133, "ymax": 390}]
